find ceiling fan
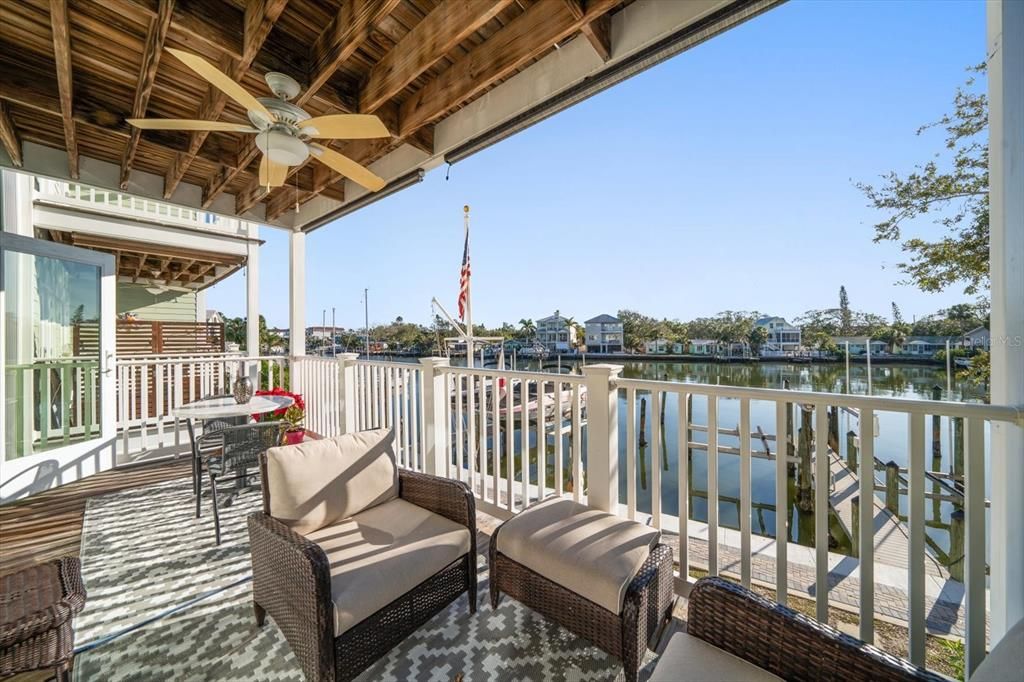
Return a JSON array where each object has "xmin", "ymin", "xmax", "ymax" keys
[{"xmin": 127, "ymin": 48, "xmax": 388, "ymax": 193}]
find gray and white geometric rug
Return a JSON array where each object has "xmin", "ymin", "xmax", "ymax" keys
[{"xmin": 73, "ymin": 476, "xmax": 658, "ymax": 681}]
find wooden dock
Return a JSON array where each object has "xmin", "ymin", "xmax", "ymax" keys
[{"xmin": 825, "ymin": 450, "xmax": 948, "ymax": 577}]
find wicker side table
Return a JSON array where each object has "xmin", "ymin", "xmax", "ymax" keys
[{"xmin": 0, "ymin": 558, "xmax": 86, "ymax": 682}]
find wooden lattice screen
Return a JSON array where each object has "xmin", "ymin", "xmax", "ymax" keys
[{"xmin": 73, "ymin": 321, "xmax": 226, "ymax": 356}]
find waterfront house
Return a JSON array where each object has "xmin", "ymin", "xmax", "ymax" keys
[
  {"xmin": 644, "ymin": 338, "xmax": 665, "ymax": 354},
  {"xmin": 755, "ymin": 315, "xmax": 802, "ymax": 354},
  {"xmin": 584, "ymin": 314, "xmax": 624, "ymax": 353},
  {"xmin": 832, "ymin": 336, "xmax": 888, "ymax": 355},
  {"xmin": 689, "ymin": 338, "xmax": 719, "ymax": 355},
  {"xmin": 902, "ymin": 336, "xmax": 960, "ymax": 357},
  {"xmin": 1, "ymin": 2, "xmax": 1021, "ymax": 681},
  {"xmin": 536, "ymin": 313, "xmax": 577, "ymax": 352},
  {"xmin": 644, "ymin": 337, "xmax": 681, "ymax": 354},
  {"xmin": 962, "ymin": 326, "xmax": 991, "ymax": 350}
]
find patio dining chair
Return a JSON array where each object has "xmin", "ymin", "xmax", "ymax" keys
[
  {"xmin": 185, "ymin": 394, "xmax": 248, "ymax": 496},
  {"xmin": 194, "ymin": 421, "xmax": 287, "ymax": 544}
]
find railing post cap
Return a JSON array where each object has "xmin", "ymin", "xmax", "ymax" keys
[
  {"xmin": 337, "ymin": 352, "xmax": 359, "ymax": 364},
  {"xmin": 580, "ymin": 363, "xmax": 624, "ymax": 377},
  {"xmin": 418, "ymin": 356, "xmax": 451, "ymax": 368}
]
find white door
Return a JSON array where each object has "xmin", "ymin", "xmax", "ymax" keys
[{"xmin": 1, "ymin": 232, "xmax": 116, "ymax": 501}]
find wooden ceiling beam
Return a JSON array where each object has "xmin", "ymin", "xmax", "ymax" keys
[
  {"xmin": 120, "ymin": 0, "xmax": 175, "ymax": 189},
  {"xmin": 564, "ymin": 0, "xmax": 613, "ymax": 62},
  {"xmin": 68, "ymin": 232, "xmax": 246, "ymax": 265},
  {"xmin": 358, "ymin": 0, "xmax": 515, "ymax": 114},
  {"xmin": 163, "ymin": 0, "xmax": 289, "ymax": 199},
  {"xmin": 0, "ymin": 67, "xmax": 242, "ymax": 171},
  {"xmin": 104, "ymin": 0, "xmax": 244, "ymax": 61},
  {"xmin": 399, "ymin": 0, "xmax": 620, "ymax": 138},
  {"xmin": 0, "ymin": 100, "xmax": 22, "ymax": 167},
  {"xmin": 49, "ymin": 0, "xmax": 78, "ymax": 179},
  {"xmin": 299, "ymin": 0, "xmax": 402, "ymax": 108}
]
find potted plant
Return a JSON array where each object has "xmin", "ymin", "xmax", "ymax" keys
[
  {"xmin": 253, "ymin": 387, "xmax": 306, "ymax": 444},
  {"xmin": 281, "ymin": 404, "xmax": 306, "ymax": 444}
]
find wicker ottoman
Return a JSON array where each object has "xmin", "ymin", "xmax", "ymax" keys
[
  {"xmin": 489, "ymin": 497, "xmax": 674, "ymax": 682},
  {"xmin": 0, "ymin": 558, "xmax": 86, "ymax": 682}
]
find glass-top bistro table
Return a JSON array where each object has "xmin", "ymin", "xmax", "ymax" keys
[{"xmin": 172, "ymin": 394, "xmax": 294, "ymax": 496}]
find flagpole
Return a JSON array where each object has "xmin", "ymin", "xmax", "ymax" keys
[{"xmin": 464, "ymin": 204, "xmax": 474, "ymax": 369}]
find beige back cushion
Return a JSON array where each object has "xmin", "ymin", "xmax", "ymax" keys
[{"xmin": 264, "ymin": 428, "xmax": 398, "ymax": 535}]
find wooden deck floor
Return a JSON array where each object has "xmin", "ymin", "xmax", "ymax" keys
[{"xmin": 0, "ymin": 458, "xmax": 193, "ymax": 576}]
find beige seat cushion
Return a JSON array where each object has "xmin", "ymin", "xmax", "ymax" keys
[
  {"xmin": 649, "ymin": 629, "xmax": 782, "ymax": 681},
  {"xmin": 496, "ymin": 496, "xmax": 659, "ymax": 614},
  {"xmin": 304, "ymin": 497, "xmax": 471, "ymax": 635},
  {"xmin": 972, "ymin": 617, "xmax": 1024, "ymax": 681},
  {"xmin": 265, "ymin": 428, "xmax": 398, "ymax": 534}
]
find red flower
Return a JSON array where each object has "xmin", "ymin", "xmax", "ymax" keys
[{"xmin": 254, "ymin": 387, "xmax": 305, "ymax": 421}]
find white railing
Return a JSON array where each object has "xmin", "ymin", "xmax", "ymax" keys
[
  {"xmin": 33, "ymin": 180, "xmax": 239, "ymax": 232},
  {"xmin": 313, "ymin": 356, "xmax": 1020, "ymax": 679},
  {"xmin": 114, "ymin": 354, "xmax": 288, "ymax": 456},
  {"xmin": 5, "ymin": 357, "xmax": 101, "ymax": 454},
  {"xmin": 438, "ymin": 365, "xmax": 587, "ymax": 514}
]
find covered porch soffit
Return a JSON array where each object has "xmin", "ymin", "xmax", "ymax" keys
[{"xmin": 0, "ymin": 0, "xmax": 779, "ymax": 230}]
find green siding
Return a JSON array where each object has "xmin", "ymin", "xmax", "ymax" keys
[{"xmin": 117, "ymin": 282, "xmax": 198, "ymax": 322}]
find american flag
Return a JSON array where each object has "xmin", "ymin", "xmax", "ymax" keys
[{"xmin": 458, "ymin": 224, "xmax": 470, "ymax": 320}]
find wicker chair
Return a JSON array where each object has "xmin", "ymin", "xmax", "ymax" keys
[
  {"xmin": 194, "ymin": 421, "xmax": 287, "ymax": 544},
  {"xmin": 0, "ymin": 558, "xmax": 86, "ymax": 682},
  {"xmin": 247, "ymin": 428, "xmax": 476, "ymax": 682},
  {"xmin": 649, "ymin": 576, "xmax": 947, "ymax": 681},
  {"xmin": 184, "ymin": 396, "xmax": 248, "ymax": 496}
]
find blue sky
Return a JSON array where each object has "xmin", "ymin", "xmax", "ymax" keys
[{"xmin": 208, "ymin": 0, "xmax": 987, "ymax": 330}]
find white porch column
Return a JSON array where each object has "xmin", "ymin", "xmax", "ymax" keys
[
  {"xmin": 581, "ymin": 363, "xmax": 622, "ymax": 513},
  {"xmin": 338, "ymin": 353, "xmax": 359, "ymax": 433},
  {"xmin": 1, "ymin": 170, "xmax": 33, "ymax": 236},
  {"xmin": 245, "ymin": 221, "xmax": 260, "ymax": 384},
  {"xmin": 419, "ymin": 357, "xmax": 451, "ymax": 477},
  {"xmin": 1, "ymin": 170, "xmax": 36, "ymax": 457},
  {"xmin": 987, "ymin": 0, "xmax": 1024, "ymax": 645},
  {"xmin": 289, "ymin": 229, "xmax": 306, "ymax": 358}
]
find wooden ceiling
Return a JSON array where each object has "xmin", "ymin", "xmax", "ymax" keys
[
  {"xmin": 0, "ymin": 0, "xmax": 628, "ymax": 223},
  {"xmin": 43, "ymin": 228, "xmax": 245, "ymax": 290}
]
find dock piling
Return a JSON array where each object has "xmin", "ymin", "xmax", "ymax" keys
[
  {"xmin": 846, "ymin": 430, "xmax": 858, "ymax": 471},
  {"xmin": 885, "ymin": 461, "xmax": 900, "ymax": 515}
]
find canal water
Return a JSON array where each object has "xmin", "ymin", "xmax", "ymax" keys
[{"xmin": 455, "ymin": 358, "xmax": 987, "ymax": 564}]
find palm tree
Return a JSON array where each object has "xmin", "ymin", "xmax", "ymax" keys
[{"xmin": 518, "ymin": 318, "xmax": 536, "ymax": 339}]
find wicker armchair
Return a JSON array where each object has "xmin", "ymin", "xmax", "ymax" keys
[
  {"xmin": 0, "ymin": 558, "xmax": 86, "ymax": 682},
  {"xmin": 667, "ymin": 577, "xmax": 947, "ymax": 681},
  {"xmin": 194, "ymin": 421, "xmax": 287, "ymax": 544},
  {"xmin": 247, "ymin": 428, "xmax": 476, "ymax": 682}
]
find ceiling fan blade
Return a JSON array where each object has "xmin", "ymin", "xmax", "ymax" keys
[
  {"xmin": 127, "ymin": 118, "xmax": 257, "ymax": 133},
  {"xmin": 299, "ymin": 114, "xmax": 390, "ymax": 139},
  {"xmin": 259, "ymin": 155, "xmax": 289, "ymax": 188},
  {"xmin": 167, "ymin": 48, "xmax": 273, "ymax": 121},
  {"xmin": 310, "ymin": 144, "xmax": 386, "ymax": 192}
]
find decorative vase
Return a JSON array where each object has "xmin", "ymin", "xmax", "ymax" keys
[
  {"xmin": 233, "ymin": 372, "xmax": 253, "ymax": 404},
  {"xmin": 285, "ymin": 429, "xmax": 305, "ymax": 445}
]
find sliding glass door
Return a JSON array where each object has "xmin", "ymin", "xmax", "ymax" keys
[{"xmin": 1, "ymin": 232, "xmax": 116, "ymax": 501}]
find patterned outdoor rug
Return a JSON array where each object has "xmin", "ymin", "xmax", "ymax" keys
[{"xmin": 73, "ymin": 476, "xmax": 658, "ymax": 681}]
